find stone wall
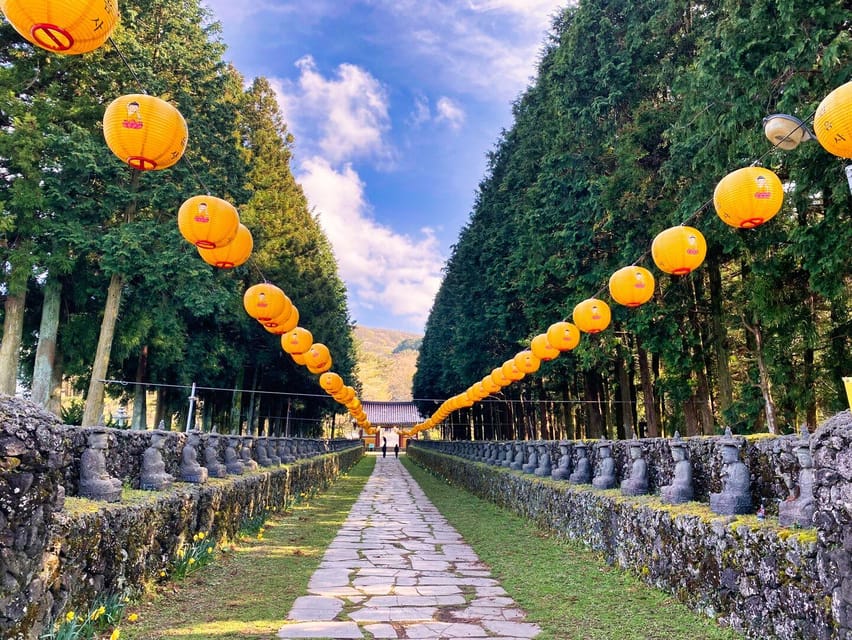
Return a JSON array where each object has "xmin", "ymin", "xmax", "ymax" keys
[
  {"xmin": 429, "ymin": 432, "xmax": 806, "ymax": 515},
  {"xmin": 0, "ymin": 396, "xmax": 363, "ymax": 640},
  {"xmin": 409, "ymin": 412, "xmax": 852, "ymax": 640}
]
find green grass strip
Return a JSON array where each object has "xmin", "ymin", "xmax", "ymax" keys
[
  {"xmin": 124, "ymin": 456, "xmax": 375, "ymax": 640},
  {"xmin": 402, "ymin": 456, "xmax": 742, "ymax": 640}
]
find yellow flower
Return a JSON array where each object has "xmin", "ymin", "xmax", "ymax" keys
[
  {"xmin": 127, "ymin": 613, "xmax": 139, "ymax": 623},
  {"xmin": 205, "ymin": 548, "xmax": 212, "ymax": 554},
  {"xmin": 259, "ymin": 527, "xmax": 265, "ymax": 534},
  {"xmin": 92, "ymin": 605, "xmax": 106, "ymax": 620},
  {"xmin": 65, "ymin": 611, "xmax": 75, "ymax": 622},
  {"xmin": 197, "ymin": 532, "xmax": 205, "ymax": 540},
  {"xmin": 159, "ymin": 570, "xmax": 166, "ymax": 577},
  {"xmin": 257, "ymin": 533, "xmax": 264, "ymax": 540},
  {"xmin": 176, "ymin": 549, "xmax": 185, "ymax": 559},
  {"xmin": 192, "ymin": 534, "xmax": 199, "ymax": 542},
  {"xmin": 110, "ymin": 628, "xmax": 121, "ymax": 640},
  {"xmin": 188, "ymin": 558, "xmax": 196, "ymax": 565}
]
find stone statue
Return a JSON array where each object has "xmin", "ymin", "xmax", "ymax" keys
[
  {"xmin": 180, "ymin": 431, "xmax": 208, "ymax": 483},
  {"xmin": 522, "ymin": 442, "xmax": 538, "ymax": 474},
  {"xmin": 551, "ymin": 442, "xmax": 572, "ymax": 480},
  {"xmin": 778, "ymin": 425, "xmax": 815, "ymax": 527},
  {"xmin": 79, "ymin": 429, "xmax": 123, "ymax": 502},
  {"xmin": 267, "ymin": 438, "xmax": 281, "ymax": 466},
  {"xmin": 510, "ymin": 442, "xmax": 525, "ymax": 471},
  {"xmin": 241, "ymin": 436, "xmax": 259, "ymax": 471},
  {"xmin": 502, "ymin": 442, "xmax": 514, "ymax": 467},
  {"xmin": 660, "ymin": 432, "xmax": 693, "ymax": 504},
  {"xmin": 140, "ymin": 430, "xmax": 174, "ymax": 490},
  {"xmin": 224, "ymin": 435, "xmax": 244, "ymax": 475},
  {"xmin": 568, "ymin": 442, "xmax": 591, "ymax": 484},
  {"xmin": 620, "ymin": 438, "xmax": 649, "ymax": 496},
  {"xmin": 255, "ymin": 438, "xmax": 273, "ymax": 467},
  {"xmin": 534, "ymin": 443, "xmax": 552, "ymax": 477},
  {"xmin": 592, "ymin": 439, "xmax": 616, "ymax": 490},
  {"xmin": 280, "ymin": 439, "xmax": 295, "ymax": 463},
  {"xmin": 710, "ymin": 428, "xmax": 751, "ymax": 515},
  {"xmin": 203, "ymin": 434, "xmax": 227, "ymax": 478}
]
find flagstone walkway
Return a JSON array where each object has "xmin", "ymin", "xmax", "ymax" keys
[{"xmin": 278, "ymin": 455, "xmax": 541, "ymax": 639}]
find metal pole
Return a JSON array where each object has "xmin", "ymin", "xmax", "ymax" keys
[{"xmin": 185, "ymin": 382, "xmax": 197, "ymax": 432}]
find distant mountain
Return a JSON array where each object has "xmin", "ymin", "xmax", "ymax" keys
[{"xmin": 354, "ymin": 326, "xmax": 421, "ymax": 401}]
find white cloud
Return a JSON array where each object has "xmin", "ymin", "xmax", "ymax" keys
[
  {"xmin": 297, "ymin": 157, "xmax": 445, "ymax": 327},
  {"xmin": 435, "ymin": 97, "xmax": 466, "ymax": 130},
  {"xmin": 278, "ymin": 56, "xmax": 393, "ymax": 166},
  {"xmin": 409, "ymin": 95, "xmax": 432, "ymax": 127}
]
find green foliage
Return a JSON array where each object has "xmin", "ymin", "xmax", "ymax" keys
[
  {"xmin": 416, "ymin": 0, "xmax": 852, "ymax": 437},
  {"xmin": 60, "ymin": 399, "xmax": 85, "ymax": 426},
  {"xmin": 171, "ymin": 532, "xmax": 217, "ymax": 580}
]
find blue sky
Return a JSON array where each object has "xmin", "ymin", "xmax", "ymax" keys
[{"xmin": 202, "ymin": 0, "xmax": 567, "ymax": 333}]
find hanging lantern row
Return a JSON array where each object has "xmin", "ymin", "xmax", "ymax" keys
[
  {"xmin": 243, "ymin": 283, "xmax": 371, "ymax": 430},
  {"xmin": 103, "ymin": 94, "xmax": 188, "ymax": 171}
]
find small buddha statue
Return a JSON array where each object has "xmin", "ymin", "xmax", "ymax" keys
[
  {"xmin": 534, "ymin": 443, "xmax": 552, "ymax": 477},
  {"xmin": 551, "ymin": 442, "xmax": 572, "ymax": 480},
  {"xmin": 280, "ymin": 438, "xmax": 295, "ymax": 463},
  {"xmin": 522, "ymin": 442, "xmax": 538, "ymax": 474},
  {"xmin": 241, "ymin": 436, "xmax": 259, "ymax": 470},
  {"xmin": 267, "ymin": 438, "xmax": 281, "ymax": 466},
  {"xmin": 255, "ymin": 438, "xmax": 273, "ymax": 467},
  {"xmin": 620, "ymin": 438, "xmax": 649, "ymax": 496},
  {"xmin": 203, "ymin": 434, "xmax": 227, "ymax": 478},
  {"xmin": 510, "ymin": 442, "xmax": 525, "ymax": 471},
  {"xmin": 592, "ymin": 439, "xmax": 616, "ymax": 489},
  {"xmin": 660, "ymin": 432, "xmax": 693, "ymax": 504},
  {"xmin": 778, "ymin": 425, "xmax": 815, "ymax": 528},
  {"xmin": 224, "ymin": 435, "xmax": 244, "ymax": 475},
  {"xmin": 568, "ymin": 442, "xmax": 591, "ymax": 484},
  {"xmin": 140, "ymin": 430, "xmax": 174, "ymax": 490},
  {"xmin": 710, "ymin": 428, "xmax": 752, "ymax": 515},
  {"xmin": 79, "ymin": 429, "xmax": 123, "ymax": 502},
  {"xmin": 501, "ymin": 442, "xmax": 514, "ymax": 467},
  {"xmin": 180, "ymin": 431, "xmax": 208, "ymax": 483}
]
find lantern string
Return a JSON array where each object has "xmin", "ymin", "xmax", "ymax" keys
[
  {"xmin": 108, "ymin": 37, "xmax": 146, "ymax": 94},
  {"xmin": 180, "ymin": 153, "xmax": 213, "ymax": 196}
]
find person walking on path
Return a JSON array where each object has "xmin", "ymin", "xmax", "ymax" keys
[
  {"xmin": 381, "ymin": 437, "xmax": 387, "ymax": 458},
  {"xmin": 394, "ymin": 443, "xmax": 399, "ymax": 458}
]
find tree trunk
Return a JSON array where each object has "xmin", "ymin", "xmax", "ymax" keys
[
  {"xmin": 0, "ymin": 278, "xmax": 27, "ymax": 395},
  {"xmin": 742, "ymin": 314, "xmax": 778, "ymax": 434},
  {"xmin": 615, "ymin": 339, "xmax": 634, "ymax": 438},
  {"xmin": 153, "ymin": 388, "xmax": 167, "ymax": 429},
  {"xmin": 32, "ymin": 278, "xmax": 62, "ymax": 407},
  {"xmin": 48, "ymin": 348, "xmax": 63, "ymax": 416},
  {"xmin": 584, "ymin": 371, "xmax": 603, "ymax": 439},
  {"xmin": 131, "ymin": 345, "xmax": 148, "ymax": 430},
  {"xmin": 82, "ymin": 170, "xmax": 140, "ymax": 427},
  {"xmin": 636, "ymin": 339, "xmax": 660, "ymax": 437},
  {"xmin": 707, "ymin": 257, "xmax": 733, "ymax": 415},
  {"xmin": 83, "ymin": 273, "xmax": 124, "ymax": 426}
]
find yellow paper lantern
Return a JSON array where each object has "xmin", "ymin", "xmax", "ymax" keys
[
  {"xmin": 281, "ymin": 327, "xmax": 313, "ymax": 355},
  {"xmin": 573, "ymin": 298, "xmax": 611, "ymax": 334},
  {"xmin": 458, "ymin": 393, "xmax": 474, "ymax": 408},
  {"xmin": 501, "ymin": 359, "xmax": 525, "ymax": 382},
  {"xmin": 346, "ymin": 397, "xmax": 362, "ymax": 412},
  {"xmin": 308, "ymin": 360, "xmax": 332, "ymax": 374},
  {"xmin": 1, "ymin": 0, "xmax": 119, "ymax": 54},
  {"xmin": 713, "ymin": 167, "xmax": 784, "ymax": 229},
  {"xmin": 319, "ymin": 372, "xmax": 344, "ymax": 393},
  {"xmin": 304, "ymin": 343, "xmax": 332, "ymax": 369},
  {"xmin": 481, "ymin": 376, "xmax": 500, "ymax": 394},
  {"xmin": 651, "ymin": 226, "xmax": 707, "ymax": 275},
  {"xmin": 490, "ymin": 367, "xmax": 511, "ymax": 388},
  {"xmin": 334, "ymin": 386, "xmax": 356, "ymax": 404},
  {"xmin": 472, "ymin": 382, "xmax": 489, "ymax": 400},
  {"xmin": 291, "ymin": 352, "xmax": 307, "ymax": 366},
  {"xmin": 178, "ymin": 195, "xmax": 240, "ymax": 250},
  {"xmin": 530, "ymin": 334, "xmax": 559, "ymax": 361},
  {"xmin": 103, "ymin": 94, "xmax": 187, "ymax": 170},
  {"xmin": 198, "ymin": 224, "xmax": 253, "ymax": 268},
  {"xmin": 263, "ymin": 305, "xmax": 299, "ymax": 334},
  {"xmin": 608, "ymin": 266, "xmax": 655, "ymax": 308},
  {"xmin": 243, "ymin": 283, "xmax": 288, "ymax": 322},
  {"xmin": 514, "ymin": 350, "xmax": 541, "ymax": 374},
  {"xmin": 814, "ymin": 82, "xmax": 852, "ymax": 158},
  {"xmin": 546, "ymin": 321, "xmax": 581, "ymax": 351}
]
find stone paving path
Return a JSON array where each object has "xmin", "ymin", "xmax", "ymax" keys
[{"xmin": 278, "ymin": 456, "xmax": 541, "ymax": 639}]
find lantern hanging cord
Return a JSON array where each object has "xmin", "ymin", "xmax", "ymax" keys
[
  {"xmin": 180, "ymin": 153, "xmax": 213, "ymax": 196},
  {"xmin": 108, "ymin": 37, "xmax": 146, "ymax": 94}
]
